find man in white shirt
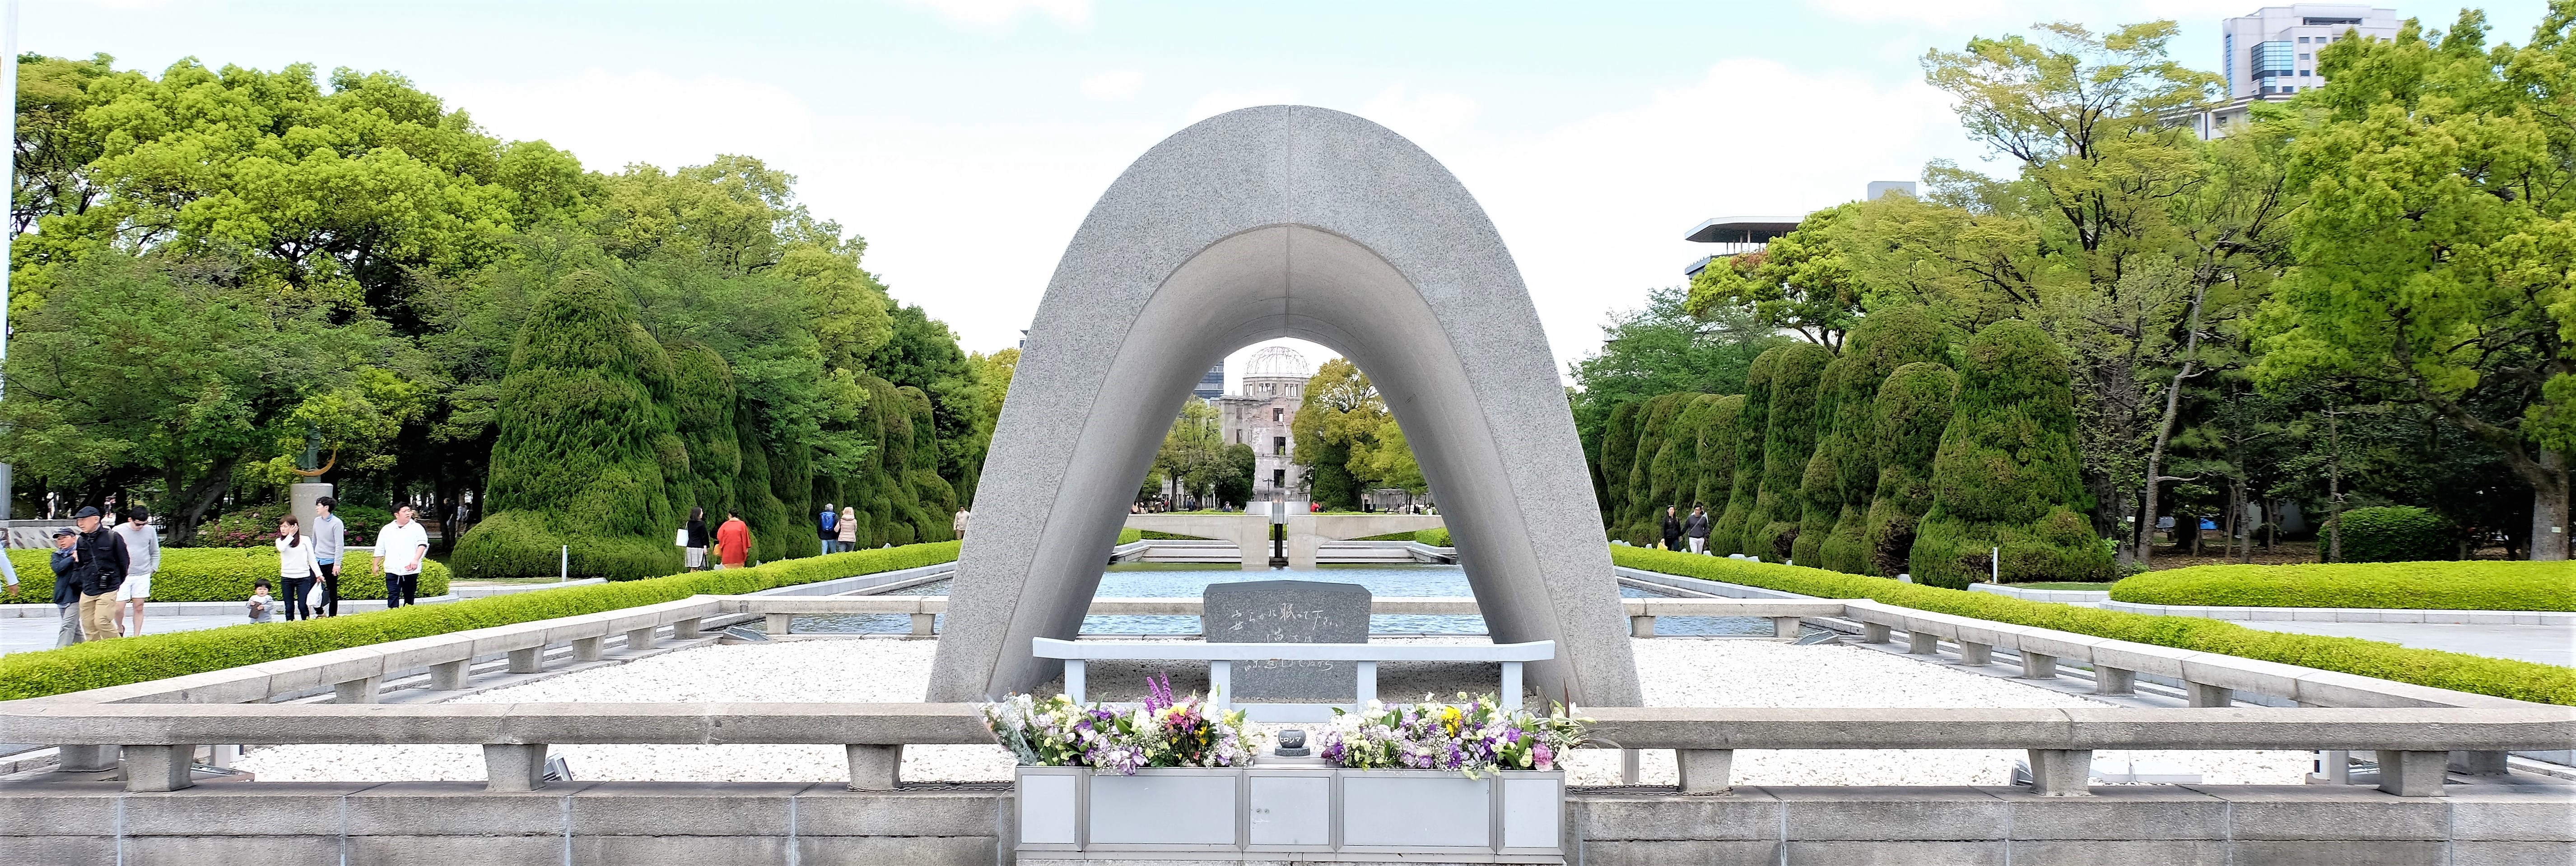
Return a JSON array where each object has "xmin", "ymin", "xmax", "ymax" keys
[
  {"xmin": 371, "ymin": 504, "xmax": 432, "ymax": 607},
  {"xmin": 110, "ymin": 507, "xmax": 161, "ymax": 636}
]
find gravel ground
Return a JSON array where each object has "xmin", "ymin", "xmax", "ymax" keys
[{"xmin": 233, "ymin": 637, "xmax": 2309, "ymax": 787}]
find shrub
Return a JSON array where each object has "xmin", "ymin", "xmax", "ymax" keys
[
  {"xmin": 1863, "ymin": 362, "xmax": 1957, "ymax": 578},
  {"xmin": 1117, "ymin": 528, "xmax": 1143, "ymax": 544},
  {"xmin": 0, "ymin": 541, "xmax": 961, "ymax": 700},
  {"xmin": 0, "ymin": 549, "xmax": 452, "ymax": 604},
  {"xmin": 1691, "ymin": 394, "xmax": 1745, "ymax": 518},
  {"xmin": 1415, "ymin": 527, "xmax": 1452, "ymax": 547},
  {"xmin": 1805, "ymin": 310, "xmax": 1952, "ymax": 574},
  {"xmin": 186, "ymin": 503, "xmax": 395, "ymax": 549},
  {"xmin": 1597, "ymin": 402, "xmax": 1641, "ymax": 527},
  {"xmin": 2335, "ymin": 506, "xmax": 2455, "ymax": 563},
  {"xmin": 1612, "ymin": 546, "xmax": 2576, "ymax": 705},
  {"xmin": 669, "ymin": 341, "xmax": 744, "ymax": 524},
  {"xmin": 1747, "ymin": 343, "xmax": 1831, "ymax": 562},
  {"xmin": 1911, "ymin": 321, "xmax": 2110, "ymax": 587},
  {"xmin": 454, "ymin": 271, "xmax": 685, "ymax": 581},
  {"xmin": 2110, "ymin": 561, "xmax": 2574, "ymax": 611},
  {"xmin": 1624, "ymin": 393, "xmax": 1688, "ymax": 540},
  {"xmin": 1711, "ymin": 349, "xmax": 1780, "ymax": 557},
  {"xmin": 1652, "ymin": 395, "xmax": 1720, "ymax": 517}
]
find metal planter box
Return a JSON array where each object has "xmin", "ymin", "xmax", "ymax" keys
[{"xmin": 1015, "ymin": 765, "xmax": 1564, "ymax": 862}]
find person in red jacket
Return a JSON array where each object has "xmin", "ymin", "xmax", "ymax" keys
[{"xmin": 714, "ymin": 510, "xmax": 753, "ymax": 570}]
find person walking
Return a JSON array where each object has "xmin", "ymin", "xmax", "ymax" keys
[
  {"xmin": 276, "ymin": 516, "xmax": 321, "ymax": 621},
  {"xmin": 70, "ymin": 507, "xmax": 130, "ymax": 640},
  {"xmin": 312, "ymin": 496, "xmax": 346, "ymax": 616},
  {"xmin": 49, "ymin": 527, "xmax": 83, "ymax": 647},
  {"xmin": 684, "ymin": 507, "xmax": 710, "ymax": 572},
  {"xmin": 817, "ymin": 503, "xmax": 838, "ymax": 557},
  {"xmin": 1659, "ymin": 506, "xmax": 1684, "ymax": 552},
  {"xmin": 1682, "ymin": 505, "xmax": 1713, "ymax": 555},
  {"xmin": 714, "ymin": 510, "xmax": 751, "ymax": 570},
  {"xmin": 371, "ymin": 504, "xmax": 431, "ymax": 608},
  {"xmin": 836, "ymin": 506, "xmax": 857, "ymax": 553},
  {"xmin": 953, "ymin": 508, "xmax": 972, "ymax": 541},
  {"xmin": 110, "ymin": 507, "xmax": 161, "ymax": 637}
]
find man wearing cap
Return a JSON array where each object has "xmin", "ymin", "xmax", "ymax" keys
[
  {"xmin": 69, "ymin": 507, "xmax": 130, "ymax": 642},
  {"xmin": 48, "ymin": 527, "xmax": 82, "ymax": 647},
  {"xmin": 112, "ymin": 507, "xmax": 162, "ymax": 637}
]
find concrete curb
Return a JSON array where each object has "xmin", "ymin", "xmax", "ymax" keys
[{"xmin": 2098, "ymin": 599, "xmax": 2576, "ymax": 626}]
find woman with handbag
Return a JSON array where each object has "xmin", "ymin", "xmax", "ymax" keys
[
  {"xmin": 275, "ymin": 517, "xmax": 322, "ymax": 620},
  {"xmin": 836, "ymin": 506, "xmax": 857, "ymax": 553}
]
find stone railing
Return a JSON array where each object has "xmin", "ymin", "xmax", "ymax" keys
[
  {"xmin": 1, "ymin": 699, "xmax": 2565, "ymax": 798},
  {"xmin": 725, "ymin": 595, "xmax": 1839, "ymax": 639}
]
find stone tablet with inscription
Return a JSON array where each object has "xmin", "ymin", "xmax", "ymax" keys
[{"xmin": 1202, "ymin": 580, "xmax": 1372, "ymax": 702}]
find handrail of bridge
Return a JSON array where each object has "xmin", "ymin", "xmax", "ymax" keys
[{"xmin": 0, "ymin": 700, "xmax": 2564, "ymax": 797}]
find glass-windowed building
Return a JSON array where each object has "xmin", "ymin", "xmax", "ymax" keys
[{"xmin": 2222, "ymin": 5, "xmax": 2397, "ymax": 99}]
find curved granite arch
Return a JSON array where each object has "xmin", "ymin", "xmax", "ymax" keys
[{"xmin": 927, "ymin": 106, "xmax": 1641, "ymax": 707}]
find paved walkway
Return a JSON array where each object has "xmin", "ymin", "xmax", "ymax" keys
[
  {"xmin": 2233, "ymin": 620, "xmax": 2576, "ymax": 668},
  {"xmin": 0, "ymin": 613, "xmax": 259, "ymax": 656}
]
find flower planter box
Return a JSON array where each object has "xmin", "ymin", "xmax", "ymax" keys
[{"xmin": 1015, "ymin": 765, "xmax": 1565, "ymax": 862}]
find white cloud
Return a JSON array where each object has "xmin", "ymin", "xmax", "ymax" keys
[
  {"xmin": 1186, "ymin": 88, "xmax": 1301, "ymax": 122},
  {"xmin": 449, "ymin": 70, "xmax": 815, "ymax": 172},
  {"xmin": 1358, "ymin": 85, "xmax": 1478, "ymax": 143},
  {"xmin": 1441, "ymin": 57, "xmax": 1976, "ymax": 372},
  {"xmin": 1080, "ymin": 69, "xmax": 1146, "ymax": 101},
  {"xmin": 1810, "ymin": 0, "xmax": 2255, "ymax": 30},
  {"xmin": 893, "ymin": 0, "xmax": 1091, "ymax": 28}
]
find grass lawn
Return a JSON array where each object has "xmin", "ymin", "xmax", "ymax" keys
[{"xmin": 1998, "ymin": 582, "xmax": 2118, "ymax": 591}]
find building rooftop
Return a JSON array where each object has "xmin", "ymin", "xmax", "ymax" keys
[
  {"xmin": 1241, "ymin": 345, "xmax": 1312, "ymax": 380},
  {"xmin": 1682, "ymin": 217, "xmax": 1803, "ymax": 244}
]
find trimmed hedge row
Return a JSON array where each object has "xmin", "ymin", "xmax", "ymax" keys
[
  {"xmin": 1, "ymin": 549, "xmax": 452, "ymax": 604},
  {"xmin": 1416, "ymin": 527, "xmax": 1452, "ymax": 547},
  {"xmin": 2109, "ymin": 561, "xmax": 2575, "ymax": 611},
  {"xmin": 0, "ymin": 541, "xmax": 961, "ymax": 701},
  {"xmin": 2336, "ymin": 506, "xmax": 2455, "ymax": 563},
  {"xmin": 1611, "ymin": 547, "xmax": 2576, "ymax": 705}
]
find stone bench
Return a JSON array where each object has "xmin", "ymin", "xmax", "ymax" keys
[{"xmin": 1031, "ymin": 637, "xmax": 1556, "ymax": 722}]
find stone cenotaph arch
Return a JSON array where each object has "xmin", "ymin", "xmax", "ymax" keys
[{"xmin": 927, "ymin": 106, "xmax": 1643, "ymax": 708}]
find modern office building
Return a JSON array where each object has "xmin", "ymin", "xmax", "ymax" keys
[
  {"xmin": 1682, "ymin": 182, "xmax": 1915, "ymax": 278},
  {"xmin": 2185, "ymin": 5, "xmax": 2399, "ymax": 138},
  {"xmin": 1214, "ymin": 346, "xmax": 1312, "ymax": 499},
  {"xmin": 1193, "ymin": 360, "xmax": 1226, "ymax": 400}
]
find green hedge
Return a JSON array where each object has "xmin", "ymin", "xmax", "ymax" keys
[
  {"xmin": 0, "ymin": 541, "xmax": 961, "ymax": 701},
  {"xmin": 1416, "ymin": 527, "xmax": 1452, "ymax": 547},
  {"xmin": 2109, "ymin": 561, "xmax": 2575, "ymax": 611},
  {"xmin": 2336, "ymin": 506, "xmax": 2455, "ymax": 563},
  {"xmin": 1, "ymin": 549, "xmax": 452, "ymax": 604},
  {"xmin": 1118, "ymin": 528, "xmax": 1143, "ymax": 545},
  {"xmin": 1611, "ymin": 546, "xmax": 2576, "ymax": 705}
]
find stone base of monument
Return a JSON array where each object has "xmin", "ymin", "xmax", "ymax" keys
[{"xmin": 1015, "ymin": 765, "xmax": 1565, "ymax": 862}]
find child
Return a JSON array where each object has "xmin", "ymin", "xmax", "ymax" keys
[{"xmin": 247, "ymin": 578, "xmax": 275, "ymax": 623}]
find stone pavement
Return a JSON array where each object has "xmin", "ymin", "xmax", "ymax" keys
[
  {"xmin": 2234, "ymin": 620, "xmax": 2575, "ymax": 668},
  {"xmin": 0, "ymin": 613, "xmax": 256, "ymax": 657}
]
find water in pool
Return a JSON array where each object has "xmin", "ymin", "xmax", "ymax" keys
[{"xmin": 778, "ymin": 563, "xmax": 1784, "ymax": 636}]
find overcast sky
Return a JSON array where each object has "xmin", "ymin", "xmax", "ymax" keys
[{"xmin": 22, "ymin": 0, "xmax": 2543, "ymax": 386}]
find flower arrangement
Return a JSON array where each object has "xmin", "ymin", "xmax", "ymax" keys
[
  {"xmin": 981, "ymin": 673, "xmax": 1256, "ymax": 775},
  {"xmin": 1321, "ymin": 693, "xmax": 1588, "ymax": 779}
]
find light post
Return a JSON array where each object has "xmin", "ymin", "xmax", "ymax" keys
[{"xmin": 1, "ymin": 0, "xmax": 21, "ymax": 521}]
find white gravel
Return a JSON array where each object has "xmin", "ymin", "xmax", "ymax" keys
[{"xmin": 234, "ymin": 637, "xmax": 2309, "ymax": 787}]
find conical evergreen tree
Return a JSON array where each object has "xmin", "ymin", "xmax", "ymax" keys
[
  {"xmin": 456, "ymin": 270, "xmax": 685, "ymax": 580},
  {"xmin": 1622, "ymin": 393, "xmax": 1686, "ymax": 542},
  {"xmin": 732, "ymin": 396, "xmax": 798, "ymax": 562},
  {"xmin": 1650, "ymin": 395, "xmax": 1717, "ymax": 517},
  {"xmin": 1746, "ymin": 343, "xmax": 1831, "ymax": 562},
  {"xmin": 1804, "ymin": 311, "xmax": 1953, "ymax": 572},
  {"xmin": 1713, "ymin": 348, "xmax": 1781, "ymax": 556},
  {"xmin": 668, "ymin": 342, "xmax": 741, "ymax": 523},
  {"xmin": 1910, "ymin": 320, "xmax": 2112, "ymax": 587},
  {"xmin": 1863, "ymin": 362, "xmax": 1956, "ymax": 578},
  {"xmin": 1597, "ymin": 402, "xmax": 1641, "ymax": 532},
  {"xmin": 1691, "ymin": 394, "xmax": 1745, "ymax": 518}
]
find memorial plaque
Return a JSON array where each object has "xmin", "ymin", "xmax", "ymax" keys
[{"xmin": 1202, "ymin": 580, "xmax": 1371, "ymax": 702}]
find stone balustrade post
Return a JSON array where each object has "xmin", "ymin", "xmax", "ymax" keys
[
  {"xmin": 484, "ymin": 744, "xmax": 550, "ymax": 792},
  {"xmin": 2094, "ymin": 666, "xmax": 2136, "ymax": 695},
  {"xmin": 626, "ymin": 625, "xmax": 657, "ymax": 652},
  {"xmin": 1677, "ymin": 749, "xmax": 1733, "ymax": 794},
  {"xmin": 1860, "ymin": 623, "xmax": 1891, "ymax": 644},
  {"xmin": 2376, "ymin": 750, "xmax": 2447, "ymax": 797},
  {"xmin": 507, "ymin": 647, "xmax": 544, "ymax": 675},
  {"xmin": 2448, "ymin": 750, "xmax": 2508, "ymax": 776},
  {"xmin": 334, "ymin": 676, "xmax": 383, "ymax": 704},
  {"xmin": 2021, "ymin": 652, "xmax": 2058, "ymax": 680},
  {"xmin": 572, "ymin": 636, "xmax": 604, "ymax": 663},
  {"xmin": 56, "ymin": 745, "xmax": 120, "ymax": 773},
  {"xmin": 766, "ymin": 613, "xmax": 794, "ymax": 636},
  {"xmin": 673, "ymin": 618, "xmax": 703, "ymax": 639},
  {"xmin": 1906, "ymin": 632, "xmax": 1939, "ymax": 655},
  {"xmin": 2187, "ymin": 683, "xmax": 2234, "ymax": 708},
  {"xmin": 1770, "ymin": 617, "xmax": 1800, "ymax": 639},
  {"xmin": 910, "ymin": 613, "xmax": 936, "ymax": 636},
  {"xmin": 847, "ymin": 744, "xmax": 903, "ymax": 791},
  {"xmin": 121, "ymin": 744, "xmax": 196, "ymax": 793},
  {"xmin": 2025, "ymin": 749, "xmax": 2091, "ymax": 796},
  {"xmin": 1629, "ymin": 615, "xmax": 1654, "ymax": 638},
  {"xmin": 429, "ymin": 660, "xmax": 470, "ymax": 691},
  {"xmin": 1957, "ymin": 642, "xmax": 1992, "ymax": 666}
]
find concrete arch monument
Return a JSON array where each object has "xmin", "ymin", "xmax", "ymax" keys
[{"xmin": 927, "ymin": 106, "xmax": 1642, "ymax": 707}]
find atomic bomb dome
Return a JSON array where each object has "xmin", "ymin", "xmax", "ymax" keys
[{"xmin": 1242, "ymin": 345, "xmax": 1311, "ymax": 381}]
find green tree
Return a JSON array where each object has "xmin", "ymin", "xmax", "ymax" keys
[
  {"xmin": 1569, "ymin": 286, "xmax": 1780, "ymax": 466},
  {"xmin": 1747, "ymin": 343, "xmax": 1832, "ymax": 561},
  {"xmin": 1863, "ymin": 362, "xmax": 1961, "ymax": 577},
  {"xmin": 1912, "ymin": 321, "xmax": 2112, "ymax": 586},
  {"xmin": 2253, "ymin": 9, "xmax": 2575, "ymax": 560},
  {"xmin": 1691, "ymin": 394, "xmax": 1746, "ymax": 518},
  {"xmin": 1292, "ymin": 358, "xmax": 1422, "ymax": 510},
  {"xmin": 1806, "ymin": 310, "xmax": 1955, "ymax": 572},
  {"xmin": 1595, "ymin": 401, "xmax": 1641, "ymax": 528},
  {"xmin": 1216, "ymin": 442, "xmax": 1258, "ymax": 508},
  {"xmin": 1685, "ymin": 204, "xmax": 1869, "ymax": 351},
  {"xmin": 1623, "ymin": 392, "xmax": 1687, "ymax": 539},
  {"xmin": 454, "ymin": 270, "xmax": 683, "ymax": 580},
  {"xmin": 1714, "ymin": 348, "xmax": 1782, "ymax": 556}
]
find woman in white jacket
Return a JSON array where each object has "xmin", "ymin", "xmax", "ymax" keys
[{"xmin": 275, "ymin": 517, "xmax": 322, "ymax": 621}]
